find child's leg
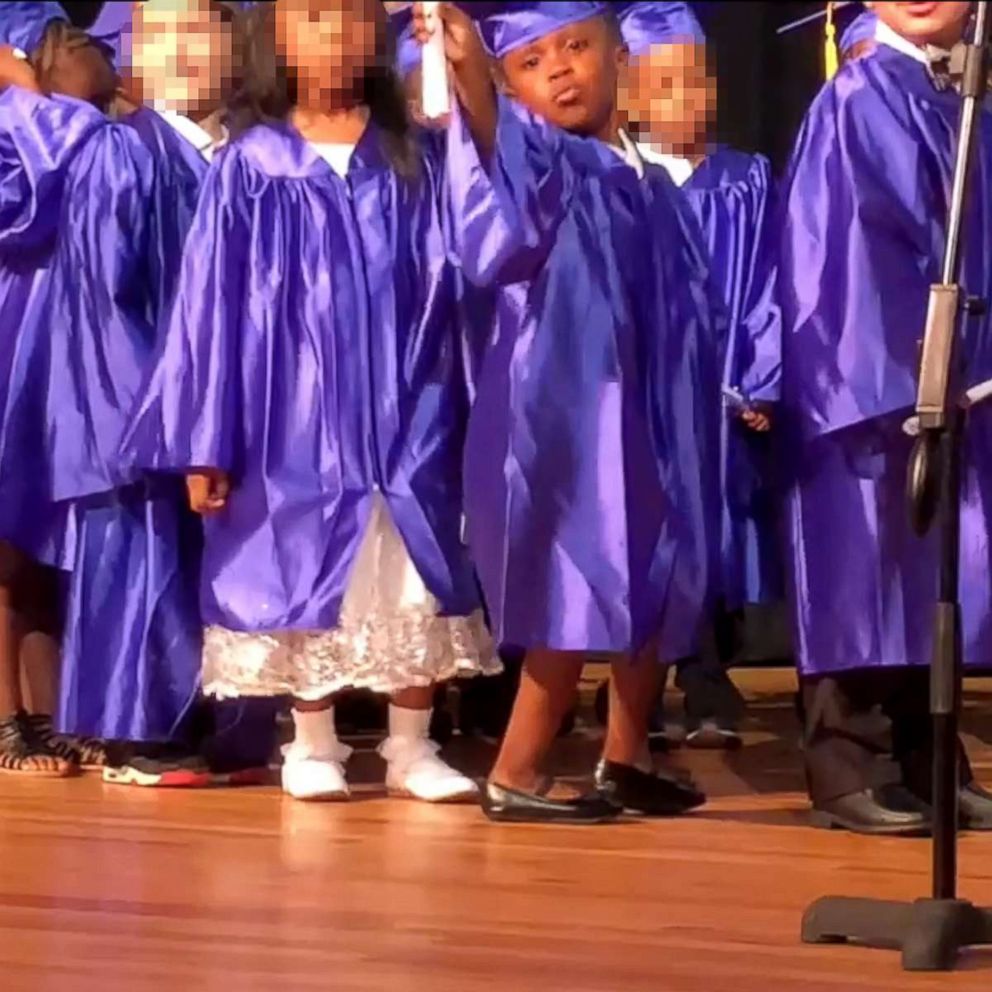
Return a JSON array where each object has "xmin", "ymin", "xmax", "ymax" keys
[
  {"xmin": 596, "ymin": 650, "xmax": 705, "ymax": 816},
  {"xmin": 603, "ymin": 652, "xmax": 664, "ymax": 768},
  {"xmin": 284, "ymin": 695, "xmax": 351, "ymax": 801},
  {"xmin": 381, "ymin": 684, "xmax": 476, "ymax": 802},
  {"xmin": 0, "ymin": 546, "xmax": 71, "ymax": 776},
  {"xmin": 488, "ymin": 648, "xmax": 585, "ymax": 794}
]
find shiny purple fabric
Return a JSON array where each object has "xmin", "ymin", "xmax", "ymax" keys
[
  {"xmin": 779, "ymin": 45, "xmax": 992, "ymax": 674},
  {"xmin": 466, "ymin": 1, "xmax": 607, "ymax": 58},
  {"xmin": 123, "ymin": 122, "xmax": 480, "ymax": 633},
  {"xmin": 0, "ymin": 92, "xmax": 205, "ymax": 739},
  {"xmin": 615, "ymin": 1, "xmax": 705, "ymax": 53},
  {"xmin": 0, "ymin": 2, "xmax": 65, "ymax": 54},
  {"xmin": 0, "ymin": 87, "xmax": 103, "ymax": 562},
  {"xmin": 54, "ymin": 109, "xmax": 208, "ymax": 741},
  {"xmin": 682, "ymin": 149, "xmax": 782, "ymax": 605},
  {"xmin": 445, "ymin": 97, "xmax": 722, "ymax": 657}
]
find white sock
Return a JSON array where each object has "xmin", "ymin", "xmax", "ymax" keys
[
  {"xmin": 388, "ymin": 704, "xmax": 431, "ymax": 742},
  {"xmin": 291, "ymin": 707, "xmax": 339, "ymax": 759}
]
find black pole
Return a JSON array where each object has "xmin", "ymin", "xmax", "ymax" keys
[
  {"xmin": 931, "ymin": 414, "xmax": 962, "ymax": 901},
  {"xmin": 800, "ymin": 4, "xmax": 992, "ymax": 970}
]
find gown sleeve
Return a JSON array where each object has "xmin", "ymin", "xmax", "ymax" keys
[
  {"xmin": 45, "ymin": 122, "xmax": 159, "ymax": 499},
  {"xmin": 735, "ymin": 156, "xmax": 781, "ymax": 405},
  {"xmin": 0, "ymin": 87, "xmax": 106, "ymax": 251},
  {"xmin": 444, "ymin": 93, "xmax": 577, "ymax": 288},
  {"xmin": 777, "ymin": 69, "xmax": 943, "ymax": 439},
  {"xmin": 121, "ymin": 148, "xmax": 249, "ymax": 476}
]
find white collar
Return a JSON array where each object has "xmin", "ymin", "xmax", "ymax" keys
[
  {"xmin": 636, "ymin": 143, "xmax": 695, "ymax": 186},
  {"xmin": 157, "ymin": 109, "xmax": 220, "ymax": 162},
  {"xmin": 874, "ymin": 18, "xmax": 931, "ymax": 66},
  {"xmin": 610, "ymin": 128, "xmax": 645, "ymax": 179}
]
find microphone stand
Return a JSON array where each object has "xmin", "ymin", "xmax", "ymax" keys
[{"xmin": 800, "ymin": 3, "xmax": 992, "ymax": 971}]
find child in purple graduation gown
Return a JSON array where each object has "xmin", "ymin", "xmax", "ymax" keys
[
  {"xmin": 779, "ymin": 0, "xmax": 992, "ymax": 835},
  {"xmin": 0, "ymin": 4, "xmax": 118, "ymax": 776},
  {"xmin": 413, "ymin": 1, "xmax": 722, "ymax": 823},
  {"xmin": 616, "ymin": 1, "xmax": 783, "ymax": 749},
  {"xmin": 124, "ymin": 0, "xmax": 498, "ymax": 804},
  {"xmin": 52, "ymin": 0, "xmax": 278, "ymax": 788}
]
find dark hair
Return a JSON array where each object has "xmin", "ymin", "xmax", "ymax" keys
[
  {"xmin": 226, "ymin": 2, "xmax": 418, "ymax": 177},
  {"xmin": 30, "ymin": 20, "xmax": 94, "ymax": 82}
]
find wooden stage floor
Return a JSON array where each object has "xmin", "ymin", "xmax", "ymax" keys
[{"xmin": 2, "ymin": 668, "xmax": 992, "ymax": 992}]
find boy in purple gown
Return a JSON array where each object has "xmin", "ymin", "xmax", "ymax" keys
[
  {"xmin": 779, "ymin": 0, "xmax": 992, "ymax": 835},
  {"xmin": 414, "ymin": 1, "xmax": 722, "ymax": 822},
  {"xmin": 0, "ymin": 2, "xmax": 118, "ymax": 776},
  {"xmin": 616, "ymin": 1, "xmax": 783, "ymax": 749}
]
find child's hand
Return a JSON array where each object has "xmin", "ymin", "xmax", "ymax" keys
[
  {"xmin": 186, "ymin": 469, "xmax": 230, "ymax": 514},
  {"xmin": 741, "ymin": 405, "xmax": 772, "ymax": 433},
  {"xmin": 412, "ymin": 2, "xmax": 487, "ymax": 70},
  {"xmin": 0, "ymin": 46, "xmax": 41, "ymax": 93}
]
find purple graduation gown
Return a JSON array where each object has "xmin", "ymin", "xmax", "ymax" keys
[
  {"xmin": 54, "ymin": 109, "xmax": 207, "ymax": 741},
  {"xmin": 0, "ymin": 87, "xmax": 103, "ymax": 564},
  {"xmin": 681, "ymin": 149, "xmax": 782, "ymax": 606},
  {"xmin": 122, "ymin": 122, "xmax": 480, "ymax": 633},
  {"xmin": 779, "ymin": 44, "xmax": 992, "ymax": 676},
  {"xmin": 445, "ymin": 98, "xmax": 723, "ymax": 658}
]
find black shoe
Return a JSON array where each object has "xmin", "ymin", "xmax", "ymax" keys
[
  {"xmin": 810, "ymin": 784, "xmax": 932, "ymax": 836},
  {"xmin": 481, "ymin": 781, "xmax": 620, "ymax": 824},
  {"xmin": 959, "ymin": 781, "xmax": 992, "ymax": 831},
  {"xmin": 684, "ymin": 718, "xmax": 742, "ymax": 751},
  {"xmin": 594, "ymin": 760, "xmax": 706, "ymax": 816}
]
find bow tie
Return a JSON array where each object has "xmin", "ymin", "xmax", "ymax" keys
[{"xmin": 926, "ymin": 42, "xmax": 992, "ymax": 97}]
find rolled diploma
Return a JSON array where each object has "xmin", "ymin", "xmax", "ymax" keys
[{"xmin": 421, "ymin": 1, "xmax": 450, "ymax": 118}]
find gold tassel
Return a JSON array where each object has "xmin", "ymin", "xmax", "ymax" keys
[{"xmin": 824, "ymin": 1, "xmax": 839, "ymax": 79}]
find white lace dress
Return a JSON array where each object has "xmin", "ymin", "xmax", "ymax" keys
[{"xmin": 203, "ymin": 494, "xmax": 499, "ymax": 700}]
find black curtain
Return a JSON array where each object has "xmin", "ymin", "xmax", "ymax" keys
[{"xmin": 699, "ymin": 1, "xmax": 827, "ymax": 173}]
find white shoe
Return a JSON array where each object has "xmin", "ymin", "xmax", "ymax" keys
[
  {"xmin": 281, "ymin": 742, "xmax": 352, "ymax": 802},
  {"xmin": 380, "ymin": 736, "xmax": 478, "ymax": 803}
]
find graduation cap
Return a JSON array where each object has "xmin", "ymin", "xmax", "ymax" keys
[
  {"xmin": 0, "ymin": 1, "xmax": 67, "ymax": 56},
  {"xmin": 465, "ymin": 1, "xmax": 608, "ymax": 59},
  {"xmin": 613, "ymin": 1, "xmax": 705, "ymax": 56},
  {"xmin": 86, "ymin": 0, "xmax": 133, "ymax": 69}
]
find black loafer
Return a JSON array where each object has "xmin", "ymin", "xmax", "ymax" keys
[
  {"xmin": 481, "ymin": 781, "xmax": 621, "ymax": 824},
  {"xmin": 810, "ymin": 784, "xmax": 931, "ymax": 836},
  {"xmin": 959, "ymin": 781, "xmax": 992, "ymax": 831},
  {"xmin": 594, "ymin": 759, "xmax": 706, "ymax": 816}
]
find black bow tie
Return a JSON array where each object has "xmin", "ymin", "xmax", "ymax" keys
[{"xmin": 926, "ymin": 42, "xmax": 992, "ymax": 98}]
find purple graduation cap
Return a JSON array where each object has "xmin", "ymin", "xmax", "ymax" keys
[
  {"xmin": 86, "ymin": 0, "xmax": 133, "ymax": 69},
  {"xmin": 0, "ymin": 1, "xmax": 66, "ymax": 54},
  {"xmin": 464, "ymin": 1, "xmax": 608, "ymax": 59},
  {"xmin": 839, "ymin": 8, "xmax": 877, "ymax": 56},
  {"xmin": 614, "ymin": 1, "xmax": 705, "ymax": 55}
]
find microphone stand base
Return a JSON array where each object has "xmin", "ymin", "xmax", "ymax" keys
[{"xmin": 801, "ymin": 896, "xmax": 992, "ymax": 971}]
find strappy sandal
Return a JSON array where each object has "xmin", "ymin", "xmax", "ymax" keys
[
  {"xmin": 0, "ymin": 712, "xmax": 76, "ymax": 777},
  {"xmin": 24, "ymin": 713, "xmax": 107, "ymax": 770}
]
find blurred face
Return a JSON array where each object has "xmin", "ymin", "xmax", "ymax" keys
[
  {"xmin": 618, "ymin": 42, "xmax": 714, "ymax": 154},
  {"xmin": 132, "ymin": 0, "xmax": 236, "ymax": 115},
  {"xmin": 41, "ymin": 36, "xmax": 118, "ymax": 106},
  {"xmin": 870, "ymin": 2, "xmax": 972, "ymax": 48},
  {"xmin": 500, "ymin": 15, "xmax": 624, "ymax": 139},
  {"xmin": 275, "ymin": 0, "xmax": 385, "ymax": 102}
]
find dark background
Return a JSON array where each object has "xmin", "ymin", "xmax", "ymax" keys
[{"xmin": 67, "ymin": 1, "xmax": 830, "ymax": 173}]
